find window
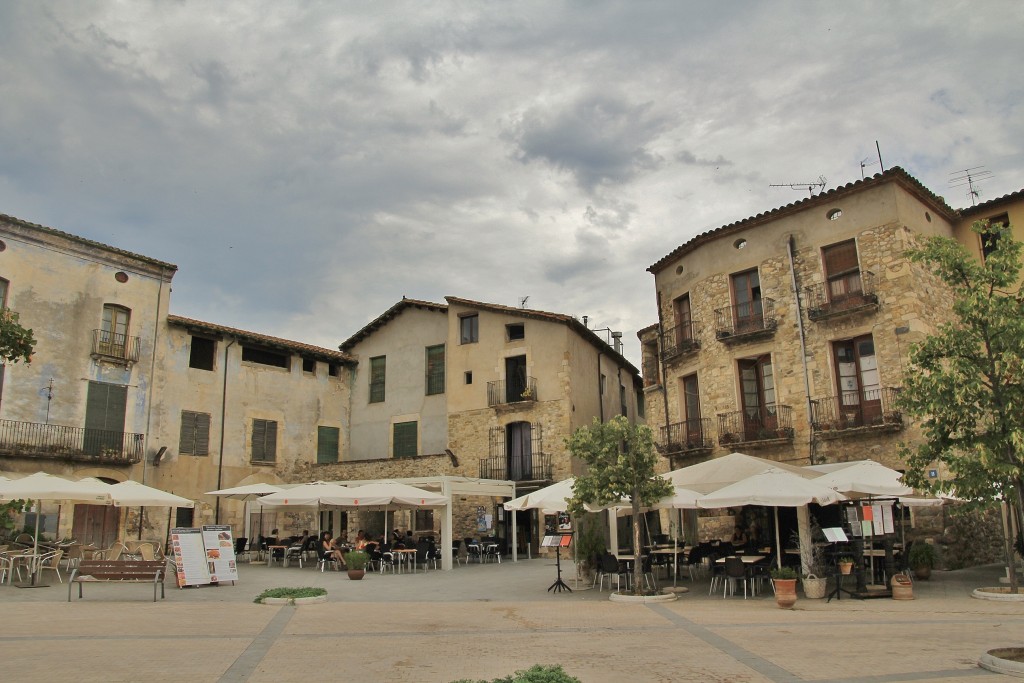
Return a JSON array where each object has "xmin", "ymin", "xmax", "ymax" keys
[
  {"xmin": 981, "ymin": 213, "xmax": 1009, "ymax": 261},
  {"xmin": 84, "ymin": 381, "xmax": 128, "ymax": 456},
  {"xmin": 251, "ymin": 419, "xmax": 278, "ymax": 463},
  {"xmin": 460, "ymin": 314, "xmax": 479, "ymax": 344},
  {"xmin": 599, "ymin": 374, "xmax": 606, "ymax": 394},
  {"xmin": 317, "ymin": 426, "xmax": 340, "ymax": 464},
  {"xmin": 506, "ymin": 323, "xmax": 525, "ymax": 341},
  {"xmin": 635, "ymin": 388, "xmax": 645, "ymax": 418},
  {"xmin": 822, "ymin": 239, "xmax": 863, "ymax": 301},
  {"xmin": 189, "ymin": 337, "xmax": 216, "ymax": 371},
  {"xmin": 393, "ymin": 421, "xmax": 418, "ymax": 458},
  {"xmin": 673, "ymin": 294, "xmax": 693, "ymax": 343},
  {"xmin": 465, "ymin": 371, "xmax": 473, "ymax": 384},
  {"xmin": 642, "ymin": 339, "xmax": 660, "ymax": 387},
  {"xmin": 179, "ymin": 411, "xmax": 211, "ymax": 456},
  {"xmin": 620, "ymin": 384, "xmax": 627, "ymax": 417},
  {"xmin": 425, "ymin": 345, "xmax": 445, "ymax": 395},
  {"xmin": 505, "ymin": 355, "xmax": 528, "ymax": 402},
  {"xmin": 241, "ymin": 345, "xmax": 289, "ymax": 369},
  {"xmin": 731, "ymin": 269, "xmax": 763, "ymax": 331},
  {"xmin": 369, "ymin": 356, "xmax": 386, "ymax": 403},
  {"xmin": 98, "ymin": 304, "xmax": 131, "ymax": 359},
  {"xmin": 0, "ymin": 278, "xmax": 7, "ymax": 307},
  {"xmin": 414, "ymin": 509, "xmax": 434, "ymax": 531},
  {"xmin": 328, "ymin": 364, "xmax": 339, "ymax": 377},
  {"xmin": 833, "ymin": 335, "xmax": 882, "ymax": 427},
  {"xmin": 302, "ymin": 358, "xmax": 316, "ymax": 374},
  {"xmin": 738, "ymin": 355, "xmax": 777, "ymax": 440},
  {"xmin": 681, "ymin": 373, "xmax": 703, "ymax": 445}
]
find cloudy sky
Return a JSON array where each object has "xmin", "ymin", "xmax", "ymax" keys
[{"xmin": 2, "ymin": 2, "xmax": 1022, "ymax": 366}]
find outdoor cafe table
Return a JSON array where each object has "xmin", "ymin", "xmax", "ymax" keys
[
  {"xmin": 266, "ymin": 545, "xmax": 289, "ymax": 567},
  {"xmin": 392, "ymin": 548, "xmax": 416, "ymax": 573},
  {"xmin": 715, "ymin": 555, "xmax": 765, "ymax": 564},
  {"xmin": 651, "ymin": 547, "xmax": 691, "ymax": 578}
]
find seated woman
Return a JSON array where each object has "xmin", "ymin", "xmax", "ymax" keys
[
  {"xmin": 320, "ymin": 531, "xmax": 347, "ymax": 569},
  {"xmin": 730, "ymin": 525, "xmax": 749, "ymax": 548},
  {"xmin": 354, "ymin": 530, "xmax": 368, "ymax": 550}
]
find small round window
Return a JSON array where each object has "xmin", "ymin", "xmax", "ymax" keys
[
  {"xmin": 925, "ymin": 211, "xmax": 932, "ymax": 223},
  {"xmin": 827, "ymin": 208, "xmax": 843, "ymax": 221},
  {"xmin": 114, "ymin": 271, "xmax": 129, "ymax": 283},
  {"xmin": 733, "ymin": 238, "xmax": 747, "ymax": 250},
  {"xmin": 675, "ymin": 265, "xmax": 685, "ymax": 275},
  {"xmin": 0, "ymin": 240, "xmax": 6, "ymax": 252}
]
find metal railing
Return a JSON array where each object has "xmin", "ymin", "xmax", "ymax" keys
[
  {"xmin": 487, "ymin": 377, "xmax": 538, "ymax": 407},
  {"xmin": 715, "ymin": 298, "xmax": 777, "ymax": 340},
  {"xmin": 478, "ymin": 452, "xmax": 552, "ymax": 481},
  {"xmin": 657, "ymin": 418, "xmax": 714, "ymax": 455},
  {"xmin": 810, "ymin": 387, "xmax": 903, "ymax": 434},
  {"xmin": 804, "ymin": 271, "xmax": 878, "ymax": 320},
  {"xmin": 660, "ymin": 320, "xmax": 700, "ymax": 361},
  {"xmin": 0, "ymin": 419, "xmax": 144, "ymax": 465},
  {"xmin": 717, "ymin": 405, "xmax": 794, "ymax": 446},
  {"xmin": 91, "ymin": 329, "xmax": 141, "ymax": 363}
]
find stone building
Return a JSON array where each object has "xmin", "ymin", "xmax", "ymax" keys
[
  {"xmin": 640, "ymin": 168, "xmax": 1016, "ymax": 542},
  {"xmin": 0, "ymin": 213, "xmax": 353, "ymax": 546},
  {"xmin": 953, "ymin": 188, "xmax": 1024, "ymax": 275},
  {"xmin": 304, "ymin": 296, "xmax": 644, "ymax": 554}
]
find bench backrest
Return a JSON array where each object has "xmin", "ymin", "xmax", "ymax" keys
[{"xmin": 75, "ymin": 560, "xmax": 165, "ymax": 580}]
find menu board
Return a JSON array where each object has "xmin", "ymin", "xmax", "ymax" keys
[
  {"xmin": 202, "ymin": 525, "xmax": 239, "ymax": 584},
  {"xmin": 170, "ymin": 527, "xmax": 213, "ymax": 587}
]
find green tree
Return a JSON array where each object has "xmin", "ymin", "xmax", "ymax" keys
[
  {"xmin": 566, "ymin": 415, "xmax": 672, "ymax": 594},
  {"xmin": 899, "ymin": 220, "xmax": 1024, "ymax": 591},
  {"xmin": 0, "ymin": 308, "xmax": 35, "ymax": 364}
]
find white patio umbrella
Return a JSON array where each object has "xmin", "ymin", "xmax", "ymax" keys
[
  {"xmin": 806, "ymin": 460, "xmax": 913, "ymax": 497},
  {"xmin": 504, "ymin": 477, "xmax": 577, "ymax": 514},
  {"xmin": 0, "ymin": 472, "xmax": 113, "ymax": 585},
  {"xmin": 664, "ymin": 451, "xmax": 817, "ymax": 494},
  {"xmin": 207, "ymin": 483, "xmax": 284, "ymax": 540},
  {"xmin": 256, "ymin": 482, "xmax": 351, "ymax": 543},
  {"xmin": 322, "ymin": 481, "xmax": 447, "ymax": 542},
  {"xmin": 107, "ymin": 480, "xmax": 194, "ymax": 508},
  {"xmin": 698, "ymin": 468, "xmax": 847, "ymax": 569}
]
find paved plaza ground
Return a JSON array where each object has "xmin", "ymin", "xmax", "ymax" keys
[{"xmin": 0, "ymin": 556, "xmax": 1020, "ymax": 683}]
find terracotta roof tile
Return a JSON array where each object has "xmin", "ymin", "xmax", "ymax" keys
[
  {"xmin": 167, "ymin": 315, "xmax": 354, "ymax": 363},
  {"xmin": 959, "ymin": 188, "xmax": 1024, "ymax": 218},
  {"xmin": 339, "ymin": 297, "xmax": 447, "ymax": 351}
]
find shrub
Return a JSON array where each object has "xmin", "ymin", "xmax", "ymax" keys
[
  {"xmin": 451, "ymin": 664, "xmax": 582, "ymax": 683},
  {"xmin": 344, "ymin": 550, "xmax": 370, "ymax": 570},
  {"xmin": 254, "ymin": 587, "xmax": 326, "ymax": 603},
  {"xmin": 770, "ymin": 566, "xmax": 798, "ymax": 580}
]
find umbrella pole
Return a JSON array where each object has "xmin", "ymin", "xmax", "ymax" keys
[
  {"xmin": 138, "ymin": 506, "xmax": 144, "ymax": 540},
  {"xmin": 774, "ymin": 507, "xmax": 782, "ymax": 570}
]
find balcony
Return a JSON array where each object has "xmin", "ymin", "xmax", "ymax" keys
[
  {"xmin": 487, "ymin": 377, "xmax": 538, "ymax": 407},
  {"xmin": 660, "ymin": 321, "xmax": 700, "ymax": 363},
  {"xmin": 811, "ymin": 387, "xmax": 903, "ymax": 439},
  {"xmin": 91, "ymin": 329, "xmax": 141, "ymax": 365},
  {"xmin": 805, "ymin": 271, "xmax": 879, "ymax": 321},
  {"xmin": 0, "ymin": 419, "xmax": 144, "ymax": 465},
  {"xmin": 717, "ymin": 405, "xmax": 794, "ymax": 448},
  {"xmin": 657, "ymin": 419, "xmax": 714, "ymax": 460},
  {"xmin": 715, "ymin": 299, "xmax": 777, "ymax": 343},
  {"xmin": 478, "ymin": 452, "xmax": 552, "ymax": 481}
]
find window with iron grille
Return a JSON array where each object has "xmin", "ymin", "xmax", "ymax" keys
[
  {"xmin": 369, "ymin": 356, "xmax": 386, "ymax": 403},
  {"xmin": 425, "ymin": 344, "xmax": 445, "ymax": 395},
  {"xmin": 251, "ymin": 419, "xmax": 278, "ymax": 463},
  {"xmin": 179, "ymin": 410, "xmax": 211, "ymax": 456},
  {"xmin": 317, "ymin": 426, "xmax": 340, "ymax": 464},
  {"xmin": 393, "ymin": 421, "xmax": 417, "ymax": 458}
]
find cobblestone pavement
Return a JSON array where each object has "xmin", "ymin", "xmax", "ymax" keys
[{"xmin": 0, "ymin": 558, "xmax": 1018, "ymax": 682}]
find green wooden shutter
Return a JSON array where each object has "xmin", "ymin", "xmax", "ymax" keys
[
  {"xmin": 317, "ymin": 426, "xmax": 340, "ymax": 463},
  {"xmin": 252, "ymin": 419, "xmax": 277, "ymax": 462},
  {"xmin": 425, "ymin": 345, "xmax": 445, "ymax": 395},
  {"xmin": 392, "ymin": 421, "xmax": 417, "ymax": 458},
  {"xmin": 84, "ymin": 381, "xmax": 128, "ymax": 455},
  {"xmin": 369, "ymin": 356, "xmax": 386, "ymax": 403}
]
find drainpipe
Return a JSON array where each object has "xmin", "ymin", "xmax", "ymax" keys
[
  {"xmin": 214, "ymin": 339, "xmax": 236, "ymax": 524},
  {"xmin": 786, "ymin": 235, "xmax": 817, "ymax": 464},
  {"xmin": 596, "ymin": 347, "xmax": 605, "ymax": 423}
]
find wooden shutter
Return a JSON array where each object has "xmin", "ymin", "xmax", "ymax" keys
[
  {"xmin": 369, "ymin": 356, "xmax": 386, "ymax": 403},
  {"xmin": 317, "ymin": 426, "xmax": 340, "ymax": 464},
  {"xmin": 392, "ymin": 421, "xmax": 417, "ymax": 458},
  {"xmin": 194, "ymin": 413, "xmax": 210, "ymax": 456},
  {"xmin": 179, "ymin": 411, "xmax": 210, "ymax": 456},
  {"xmin": 823, "ymin": 240, "xmax": 859, "ymax": 277},
  {"xmin": 252, "ymin": 419, "xmax": 277, "ymax": 462}
]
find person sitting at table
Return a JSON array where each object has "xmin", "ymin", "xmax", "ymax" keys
[
  {"xmin": 320, "ymin": 531, "xmax": 346, "ymax": 569},
  {"xmin": 354, "ymin": 530, "xmax": 368, "ymax": 549},
  {"xmin": 730, "ymin": 524, "xmax": 748, "ymax": 547}
]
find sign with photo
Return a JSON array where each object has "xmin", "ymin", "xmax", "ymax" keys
[
  {"xmin": 202, "ymin": 525, "xmax": 239, "ymax": 584},
  {"xmin": 170, "ymin": 527, "xmax": 212, "ymax": 587}
]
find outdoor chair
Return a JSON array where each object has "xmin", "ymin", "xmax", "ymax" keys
[
  {"xmin": 464, "ymin": 539, "xmax": 481, "ymax": 564},
  {"xmin": 98, "ymin": 543, "xmax": 127, "ymax": 561},
  {"xmin": 378, "ymin": 543, "xmax": 397, "ymax": 574},
  {"xmin": 285, "ymin": 544, "xmax": 304, "ymax": 568},
  {"xmin": 451, "ymin": 541, "xmax": 462, "ymax": 566},
  {"xmin": 234, "ymin": 537, "xmax": 250, "ymax": 562},
  {"xmin": 708, "ymin": 553, "xmax": 727, "ymax": 595},
  {"xmin": 641, "ymin": 554, "xmax": 657, "ymax": 592},
  {"xmin": 723, "ymin": 556, "xmax": 751, "ymax": 599},
  {"xmin": 482, "ymin": 542, "xmax": 501, "ymax": 564},
  {"xmin": 136, "ymin": 543, "xmax": 156, "ymax": 562},
  {"xmin": 415, "ymin": 541, "xmax": 431, "ymax": 571},
  {"xmin": 426, "ymin": 541, "xmax": 442, "ymax": 569},
  {"xmin": 597, "ymin": 553, "xmax": 629, "ymax": 591},
  {"xmin": 38, "ymin": 550, "xmax": 63, "ymax": 584}
]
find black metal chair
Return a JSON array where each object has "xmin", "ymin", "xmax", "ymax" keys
[
  {"xmin": 234, "ymin": 537, "xmax": 249, "ymax": 563},
  {"xmin": 723, "ymin": 556, "xmax": 751, "ymax": 599}
]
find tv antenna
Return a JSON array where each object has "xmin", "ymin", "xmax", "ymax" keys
[
  {"xmin": 518, "ymin": 296, "xmax": 529, "ymax": 309},
  {"xmin": 769, "ymin": 175, "xmax": 826, "ymax": 196},
  {"xmin": 949, "ymin": 167, "xmax": 993, "ymax": 207},
  {"xmin": 860, "ymin": 157, "xmax": 879, "ymax": 179}
]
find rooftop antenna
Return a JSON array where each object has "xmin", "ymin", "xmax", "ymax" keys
[
  {"xmin": 860, "ymin": 157, "xmax": 879, "ymax": 179},
  {"xmin": 769, "ymin": 175, "xmax": 827, "ymax": 197},
  {"xmin": 518, "ymin": 296, "xmax": 529, "ymax": 309},
  {"xmin": 949, "ymin": 167, "xmax": 993, "ymax": 207}
]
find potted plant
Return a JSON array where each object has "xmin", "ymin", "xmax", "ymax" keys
[
  {"xmin": 770, "ymin": 566, "xmax": 799, "ymax": 609},
  {"xmin": 837, "ymin": 556, "xmax": 855, "ymax": 575},
  {"xmin": 344, "ymin": 550, "xmax": 370, "ymax": 580},
  {"xmin": 907, "ymin": 542, "xmax": 937, "ymax": 580}
]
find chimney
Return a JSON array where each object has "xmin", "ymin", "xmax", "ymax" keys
[{"xmin": 611, "ymin": 331, "xmax": 623, "ymax": 354}]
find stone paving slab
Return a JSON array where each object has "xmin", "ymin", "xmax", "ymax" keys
[{"xmin": 0, "ymin": 560, "xmax": 1016, "ymax": 682}]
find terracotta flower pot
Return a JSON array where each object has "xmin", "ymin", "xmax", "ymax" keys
[
  {"xmin": 838, "ymin": 562, "xmax": 853, "ymax": 575},
  {"xmin": 347, "ymin": 569, "xmax": 366, "ymax": 580},
  {"xmin": 773, "ymin": 578, "xmax": 798, "ymax": 609}
]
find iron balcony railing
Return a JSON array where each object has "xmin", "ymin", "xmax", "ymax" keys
[
  {"xmin": 717, "ymin": 405, "xmax": 794, "ymax": 447},
  {"xmin": 804, "ymin": 271, "xmax": 879, "ymax": 321},
  {"xmin": 657, "ymin": 418, "xmax": 714, "ymax": 455},
  {"xmin": 810, "ymin": 387, "xmax": 903, "ymax": 435},
  {"xmin": 660, "ymin": 320, "xmax": 700, "ymax": 362},
  {"xmin": 91, "ymin": 329, "xmax": 141, "ymax": 364},
  {"xmin": 714, "ymin": 298, "xmax": 777, "ymax": 340},
  {"xmin": 479, "ymin": 452, "xmax": 552, "ymax": 481},
  {"xmin": 487, "ymin": 377, "xmax": 538, "ymax": 407},
  {"xmin": 0, "ymin": 419, "xmax": 144, "ymax": 465}
]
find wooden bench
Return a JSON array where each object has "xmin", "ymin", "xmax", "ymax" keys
[{"xmin": 68, "ymin": 560, "xmax": 166, "ymax": 602}]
